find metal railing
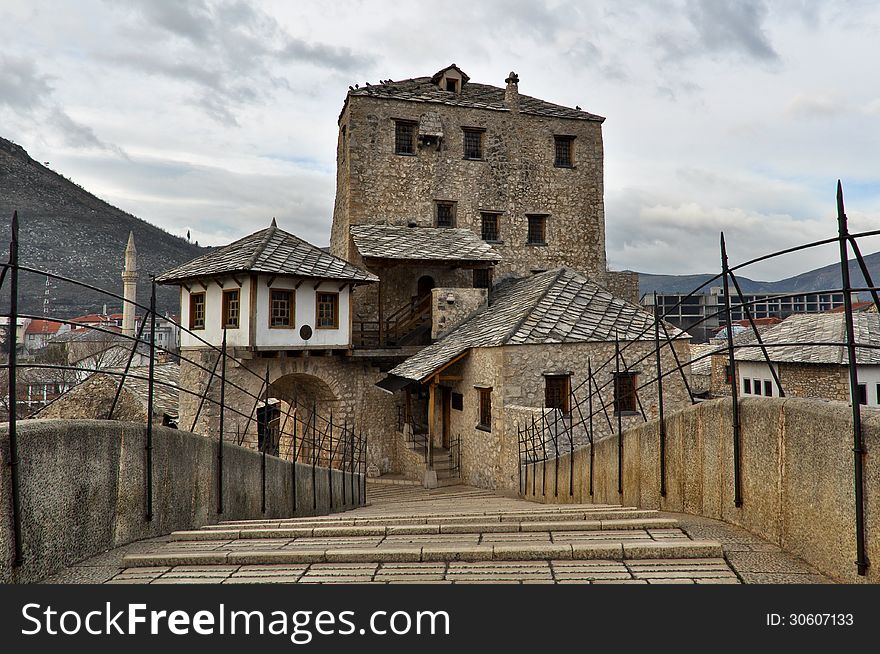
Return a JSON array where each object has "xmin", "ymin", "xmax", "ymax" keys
[
  {"xmin": 518, "ymin": 182, "xmax": 872, "ymax": 577},
  {"xmin": 1, "ymin": 211, "xmax": 368, "ymax": 568}
]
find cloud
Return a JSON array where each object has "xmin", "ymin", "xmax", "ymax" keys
[
  {"xmin": 0, "ymin": 55, "xmax": 54, "ymax": 110},
  {"xmin": 785, "ymin": 93, "xmax": 841, "ymax": 118}
]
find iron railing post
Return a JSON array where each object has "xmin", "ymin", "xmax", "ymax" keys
[
  {"xmin": 653, "ymin": 292, "xmax": 667, "ymax": 497},
  {"xmin": 615, "ymin": 334, "xmax": 623, "ymax": 495},
  {"xmin": 341, "ymin": 418, "xmax": 346, "ymax": 507},
  {"xmin": 837, "ymin": 181, "xmax": 869, "ymax": 576},
  {"xmin": 261, "ymin": 367, "xmax": 269, "ymax": 514},
  {"xmin": 588, "ymin": 360, "xmax": 594, "ymax": 497},
  {"xmin": 312, "ymin": 401, "xmax": 318, "ymax": 512},
  {"xmin": 328, "ymin": 412, "xmax": 334, "ymax": 509},
  {"xmin": 217, "ymin": 328, "xmax": 226, "ymax": 514},
  {"xmin": 721, "ymin": 234, "xmax": 743, "ymax": 507},
  {"xmin": 145, "ymin": 277, "xmax": 156, "ymax": 521},
  {"xmin": 7, "ymin": 212, "xmax": 22, "ymax": 566}
]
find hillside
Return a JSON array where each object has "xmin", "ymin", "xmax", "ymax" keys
[
  {"xmin": 0, "ymin": 137, "xmax": 208, "ymax": 317},
  {"xmin": 638, "ymin": 251, "xmax": 880, "ymax": 298}
]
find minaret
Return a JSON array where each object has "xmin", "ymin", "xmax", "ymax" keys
[{"xmin": 122, "ymin": 232, "xmax": 137, "ymax": 337}]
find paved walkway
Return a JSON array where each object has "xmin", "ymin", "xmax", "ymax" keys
[{"xmin": 43, "ymin": 484, "xmax": 832, "ymax": 584}]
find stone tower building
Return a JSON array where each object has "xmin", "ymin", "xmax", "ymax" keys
[
  {"xmin": 330, "ymin": 64, "xmax": 638, "ymax": 328},
  {"xmin": 122, "ymin": 231, "xmax": 137, "ymax": 337}
]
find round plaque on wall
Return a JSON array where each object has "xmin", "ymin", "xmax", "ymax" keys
[{"xmin": 299, "ymin": 325, "xmax": 313, "ymax": 340}]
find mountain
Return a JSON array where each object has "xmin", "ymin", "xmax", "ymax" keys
[
  {"xmin": 0, "ymin": 137, "xmax": 208, "ymax": 318},
  {"xmin": 638, "ymin": 251, "xmax": 880, "ymax": 299}
]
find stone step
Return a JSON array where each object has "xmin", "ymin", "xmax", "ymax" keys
[
  {"xmin": 208, "ymin": 508, "xmax": 660, "ymax": 530},
  {"xmin": 170, "ymin": 517, "xmax": 680, "ymax": 542},
  {"xmin": 123, "ymin": 540, "xmax": 722, "ymax": 568}
]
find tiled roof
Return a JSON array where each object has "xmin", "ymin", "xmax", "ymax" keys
[
  {"xmin": 389, "ymin": 268, "xmax": 686, "ymax": 382},
  {"xmin": 735, "ymin": 312, "xmax": 880, "ymax": 365},
  {"xmin": 350, "ymin": 225, "xmax": 501, "ymax": 263},
  {"xmin": 689, "ymin": 344, "xmax": 718, "ymax": 376},
  {"xmin": 346, "ymin": 72, "xmax": 603, "ymax": 123},
  {"xmin": 156, "ymin": 222, "xmax": 377, "ymax": 284},
  {"xmin": 25, "ymin": 319, "xmax": 63, "ymax": 334}
]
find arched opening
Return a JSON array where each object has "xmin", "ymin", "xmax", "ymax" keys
[
  {"xmin": 416, "ymin": 275, "xmax": 435, "ymax": 300},
  {"xmin": 263, "ymin": 373, "xmax": 341, "ymax": 464}
]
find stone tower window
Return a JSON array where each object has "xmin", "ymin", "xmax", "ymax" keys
[
  {"xmin": 613, "ymin": 372, "xmax": 638, "ymax": 415},
  {"xmin": 394, "ymin": 120, "xmax": 416, "ymax": 155},
  {"xmin": 477, "ymin": 387, "xmax": 492, "ymax": 431},
  {"xmin": 480, "ymin": 212, "xmax": 501, "ymax": 241},
  {"xmin": 545, "ymin": 374, "xmax": 571, "ymax": 415},
  {"xmin": 270, "ymin": 289, "xmax": 294, "ymax": 328},
  {"xmin": 222, "ymin": 289, "xmax": 240, "ymax": 329},
  {"xmin": 189, "ymin": 292, "xmax": 205, "ymax": 330},
  {"xmin": 473, "ymin": 268, "xmax": 492, "ymax": 289},
  {"xmin": 554, "ymin": 135, "xmax": 575, "ymax": 167},
  {"xmin": 462, "ymin": 128, "xmax": 484, "ymax": 160},
  {"xmin": 526, "ymin": 215, "xmax": 547, "ymax": 245},
  {"xmin": 316, "ymin": 292, "xmax": 339, "ymax": 329},
  {"xmin": 435, "ymin": 201, "xmax": 456, "ymax": 228}
]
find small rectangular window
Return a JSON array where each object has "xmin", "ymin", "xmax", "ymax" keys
[
  {"xmin": 435, "ymin": 202, "xmax": 456, "ymax": 228},
  {"xmin": 463, "ymin": 128, "xmax": 484, "ymax": 159},
  {"xmin": 764, "ymin": 380, "xmax": 773, "ymax": 397},
  {"xmin": 451, "ymin": 392, "xmax": 463, "ymax": 411},
  {"xmin": 270, "ymin": 289, "xmax": 293, "ymax": 328},
  {"xmin": 527, "ymin": 215, "xmax": 547, "ymax": 245},
  {"xmin": 316, "ymin": 292, "xmax": 339, "ymax": 329},
  {"xmin": 189, "ymin": 292, "xmax": 205, "ymax": 331},
  {"xmin": 858, "ymin": 383, "xmax": 867, "ymax": 406},
  {"xmin": 394, "ymin": 120, "xmax": 415, "ymax": 155},
  {"xmin": 743, "ymin": 378, "xmax": 751, "ymax": 395},
  {"xmin": 480, "ymin": 212, "xmax": 500, "ymax": 241},
  {"xmin": 473, "ymin": 268, "xmax": 492, "ymax": 290},
  {"xmin": 545, "ymin": 374, "xmax": 571, "ymax": 415},
  {"xmin": 222, "ymin": 289, "xmax": 240, "ymax": 329},
  {"xmin": 477, "ymin": 387, "xmax": 492, "ymax": 430},
  {"xmin": 876, "ymin": 383, "xmax": 880, "ymax": 405},
  {"xmin": 446, "ymin": 79, "xmax": 458, "ymax": 92},
  {"xmin": 554, "ymin": 135, "xmax": 574, "ymax": 167},
  {"xmin": 614, "ymin": 373, "xmax": 638, "ymax": 415}
]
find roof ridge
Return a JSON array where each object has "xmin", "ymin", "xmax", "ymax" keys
[
  {"xmin": 500, "ymin": 268, "xmax": 568, "ymax": 345},
  {"xmin": 245, "ymin": 224, "xmax": 277, "ymax": 269}
]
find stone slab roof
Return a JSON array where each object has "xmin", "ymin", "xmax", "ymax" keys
[
  {"xmin": 346, "ymin": 75, "xmax": 604, "ymax": 123},
  {"xmin": 735, "ymin": 312, "xmax": 880, "ymax": 365},
  {"xmin": 350, "ymin": 225, "xmax": 501, "ymax": 263},
  {"xmin": 157, "ymin": 222, "xmax": 377, "ymax": 284},
  {"xmin": 389, "ymin": 268, "xmax": 686, "ymax": 382}
]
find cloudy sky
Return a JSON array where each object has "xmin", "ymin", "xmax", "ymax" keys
[{"xmin": 1, "ymin": 0, "xmax": 878, "ymax": 280}]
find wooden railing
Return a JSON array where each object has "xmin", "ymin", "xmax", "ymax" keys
[{"xmin": 352, "ymin": 294, "xmax": 433, "ymax": 348}]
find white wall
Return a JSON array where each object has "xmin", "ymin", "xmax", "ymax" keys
[
  {"xmin": 178, "ymin": 274, "xmax": 351, "ymax": 349},
  {"xmin": 254, "ymin": 274, "xmax": 351, "ymax": 348},
  {"xmin": 738, "ymin": 361, "xmax": 781, "ymax": 398},
  {"xmin": 852, "ymin": 365, "xmax": 880, "ymax": 407},
  {"xmin": 179, "ymin": 276, "xmax": 253, "ymax": 349}
]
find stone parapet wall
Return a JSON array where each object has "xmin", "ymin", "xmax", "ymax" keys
[
  {"xmin": 521, "ymin": 397, "xmax": 879, "ymax": 584},
  {"xmin": 601, "ymin": 270, "xmax": 640, "ymax": 305},
  {"xmin": 0, "ymin": 420, "xmax": 363, "ymax": 584},
  {"xmin": 431, "ymin": 287, "xmax": 488, "ymax": 339}
]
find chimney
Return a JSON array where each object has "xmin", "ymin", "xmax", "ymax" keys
[
  {"xmin": 505, "ymin": 71, "xmax": 520, "ymax": 113},
  {"xmin": 122, "ymin": 232, "xmax": 138, "ymax": 338}
]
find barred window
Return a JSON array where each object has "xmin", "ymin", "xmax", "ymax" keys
[
  {"xmin": 463, "ymin": 128, "xmax": 484, "ymax": 159},
  {"xmin": 270, "ymin": 289, "xmax": 293, "ymax": 328},
  {"xmin": 613, "ymin": 373, "xmax": 638, "ymax": 415},
  {"xmin": 395, "ymin": 120, "xmax": 415, "ymax": 155},
  {"xmin": 473, "ymin": 268, "xmax": 492, "ymax": 290},
  {"xmin": 545, "ymin": 374, "xmax": 571, "ymax": 415},
  {"xmin": 316, "ymin": 292, "xmax": 339, "ymax": 329},
  {"xmin": 189, "ymin": 292, "xmax": 205, "ymax": 330},
  {"xmin": 477, "ymin": 387, "xmax": 492, "ymax": 430},
  {"xmin": 222, "ymin": 289, "xmax": 240, "ymax": 329},
  {"xmin": 436, "ymin": 202, "xmax": 455, "ymax": 228},
  {"xmin": 554, "ymin": 135, "xmax": 574, "ymax": 167},
  {"xmin": 480, "ymin": 212, "xmax": 500, "ymax": 241},
  {"xmin": 527, "ymin": 215, "xmax": 547, "ymax": 244}
]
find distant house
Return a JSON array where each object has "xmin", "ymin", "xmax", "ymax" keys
[
  {"xmin": 710, "ymin": 312, "xmax": 880, "ymax": 406},
  {"xmin": 23, "ymin": 319, "xmax": 69, "ymax": 352}
]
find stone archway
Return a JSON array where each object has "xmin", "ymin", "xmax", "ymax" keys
[
  {"xmin": 267, "ymin": 372, "xmax": 341, "ymax": 464},
  {"xmin": 417, "ymin": 275, "xmax": 436, "ymax": 299}
]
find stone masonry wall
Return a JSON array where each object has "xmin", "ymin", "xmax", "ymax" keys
[
  {"xmin": 522, "ymin": 397, "xmax": 880, "ymax": 584},
  {"xmin": 0, "ymin": 420, "xmax": 363, "ymax": 584},
  {"xmin": 431, "ymin": 287, "xmax": 488, "ymax": 339},
  {"xmin": 710, "ymin": 354, "xmax": 850, "ymax": 402},
  {"xmin": 332, "ymin": 92, "xmax": 607, "ymax": 286}
]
